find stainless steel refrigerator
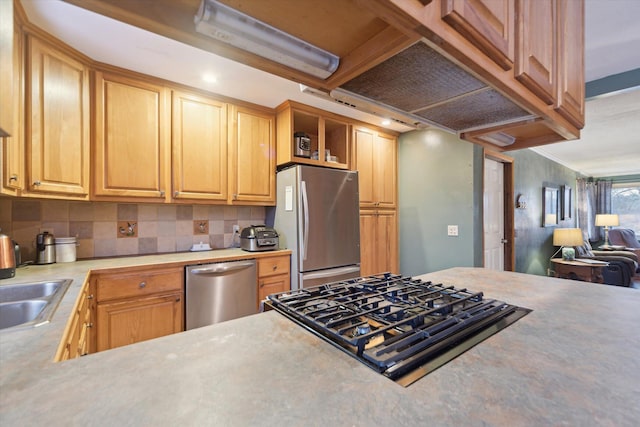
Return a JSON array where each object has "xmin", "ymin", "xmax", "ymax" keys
[{"xmin": 267, "ymin": 165, "xmax": 360, "ymax": 290}]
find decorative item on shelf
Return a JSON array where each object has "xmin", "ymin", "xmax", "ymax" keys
[
  {"xmin": 516, "ymin": 194, "xmax": 527, "ymax": 209},
  {"xmin": 552, "ymin": 228, "xmax": 584, "ymax": 261},
  {"xmin": 595, "ymin": 214, "xmax": 619, "ymax": 247}
]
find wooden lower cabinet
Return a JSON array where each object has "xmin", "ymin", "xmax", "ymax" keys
[
  {"xmin": 257, "ymin": 255, "xmax": 290, "ymax": 307},
  {"xmin": 93, "ymin": 266, "xmax": 184, "ymax": 352},
  {"xmin": 360, "ymin": 209, "xmax": 398, "ymax": 277},
  {"xmin": 55, "ymin": 280, "xmax": 94, "ymax": 362},
  {"xmin": 96, "ymin": 292, "xmax": 182, "ymax": 351}
]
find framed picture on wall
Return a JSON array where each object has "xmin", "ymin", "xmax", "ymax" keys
[
  {"xmin": 561, "ymin": 185, "xmax": 572, "ymax": 220},
  {"xmin": 543, "ymin": 186, "xmax": 559, "ymax": 227}
]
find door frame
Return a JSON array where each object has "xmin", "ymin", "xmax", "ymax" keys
[{"xmin": 483, "ymin": 149, "xmax": 515, "ymax": 271}]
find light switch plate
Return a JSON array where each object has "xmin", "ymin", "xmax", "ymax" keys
[{"xmin": 447, "ymin": 225, "xmax": 459, "ymax": 236}]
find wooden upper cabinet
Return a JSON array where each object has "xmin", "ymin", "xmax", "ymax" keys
[
  {"xmin": 2, "ymin": 19, "xmax": 24, "ymax": 195},
  {"xmin": 555, "ymin": 0, "xmax": 585, "ymax": 128},
  {"xmin": 352, "ymin": 126, "xmax": 397, "ymax": 209},
  {"xmin": 26, "ymin": 35, "xmax": 90, "ymax": 198},
  {"xmin": 93, "ymin": 71, "xmax": 169, "ymax": 201},
  {"xmin": 441, "ymin": 0, "xmax": 515, "ymax": 70},
  {"xmin": 228, "ymin": 104, "xmax": 275, "ymax": 205},
  {"xmin": 515, "ymin": 0, "xmax": 557, "ymax": 105},
  {"xmin": 172, "ymin": 90, "xmax": 228, "ymax": 202}
]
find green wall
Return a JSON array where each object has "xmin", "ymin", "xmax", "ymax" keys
[
  {"xmin": 509, "ymin": 149, "xmax": 579, "ymax": 276},
  {"xmin": 398, "ymin": 129, "xmax": 482, "ymax": 276},
  {"xmin": 398, "ymin": 129, "xmax": 579, "ymax": 277}
]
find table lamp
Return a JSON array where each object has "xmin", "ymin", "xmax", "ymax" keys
[
  {"xmin": 552, "ymin": 228, "xmax": 584, "ymax": 260},
  {"xmin": 594, "ymin": 214, "xmax": 619, "ymax": 247}
]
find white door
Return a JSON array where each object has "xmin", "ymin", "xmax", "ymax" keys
[{"xmin": 484, "ymin": 158, "xmax": 504, "ymax": 270}]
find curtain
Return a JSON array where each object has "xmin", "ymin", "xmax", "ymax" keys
[{"xmin": 577, "ymin": 179, "xmax": 612, "ymax": 242}]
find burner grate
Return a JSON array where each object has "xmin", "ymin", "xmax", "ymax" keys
[{"xmin": 268, "ymin": 273, "xmax": 531, "ymax": 386}]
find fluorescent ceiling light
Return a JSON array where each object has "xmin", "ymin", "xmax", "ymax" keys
[
  {"xmin": 477, "ymin": 131, "xmax": 516, "ymax": 147},
  {"xmin": 194, "ymin": 0, "xmax": 339, "ymax": 79}
]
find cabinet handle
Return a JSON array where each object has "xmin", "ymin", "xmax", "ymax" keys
[
  {"xmin": 85, "ymin": 322, "xmax": 93, "ymax": 328},
  {"xmin": 139, "ymin": 281, "xmax": 146, "ymax": 288},
  {"xmin": 174, "ymin": 191, "xmax": 179, "ymax": 197},
  {"xmin": 87, "ymin": 294, "xmax": 94, "ymax": 300},
  {"xmin": 272, "ymin": 265, "xmax": 277, "ymax": 271},
  {"xmin": 159, "ymin": 190, "xmax": 165, "ymax": 197},
  {"xmin": 175, "ymin": 297, "xmax": 181, "ymax": 302},
  {"xmin": 9, "ymin": 175, "xmax": 18, "ymax": 181},
  {"xmin": 33, "ymin": 180, "xmax": 41, "ymax": 186}
]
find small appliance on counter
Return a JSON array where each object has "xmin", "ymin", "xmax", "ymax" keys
[
  {"xmin": 293, "ymin": 132, "xmax": 311, "ymax": 158},
  {"xmin": 0, "ymin": 229, "xmax": 16, "ymax": 279},
  {"xmin": 35, "ymin": 231, "xmax": 56, "ymax": 265},
  {"xmin": 240, "ymin": 225, "xmax": 279, "ymax": 252}
]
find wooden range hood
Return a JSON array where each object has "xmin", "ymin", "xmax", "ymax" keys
[{"xmin": 61, "ymin": 0, "xmax": 584, "ymax": 151}]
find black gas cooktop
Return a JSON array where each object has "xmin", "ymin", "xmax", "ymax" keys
[{"xmin": 267, "ymin": 273, "xmax": 531, "ymax": 386}]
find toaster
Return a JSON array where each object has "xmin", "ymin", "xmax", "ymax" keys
[{"xmin": 240, "ymin": 225, "xmax": 279, "ymax": 252}]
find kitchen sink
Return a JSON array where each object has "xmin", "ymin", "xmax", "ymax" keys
[{"xmin": 0, "ymin": 279, "xmax": 73, "ymax": 331}]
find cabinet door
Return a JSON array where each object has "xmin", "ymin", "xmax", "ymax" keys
[
  {"xmin": 172, "ymin": 91, "xmax": 228, "ymax": 201},
  {"xmin": 26, "ymin": 36, "xmax": 90, "ymax": 197},
  {"xmin": 96, "ymin": 292, "xmax": 183, "ymax": 351},
  {"xmin": 374, "ymin": 133, "xmax": 397, "ymax": 209},
  {"xmin": 258, "ymin": 275, "xmax": 289, "ymax": 305},
  {"xmin": 442, "ymin": 0, "xmax": 515, "ymax": 70},
  {"xmin": 2, "ymin": 21, "xmax": 23, "ymax": 195},
  {"xmin": 359, "ymin": 210, "xmax": 378, "ymax": 276},
  {"xmin": 515, "ymin": 0, "xmax": 557, "ymax": 104},
  {"xmin": 555, "ymin": 0, "xmax": 584, "ymax": 128},
  {"xmin": 229, "ymin": 105, "xmax": 275, "ymax": 204},
  {"xmin": 376, "ymin": 210, "xmax": 398, "ymax": 275},
  {"xmin": 94, "ymin": 71, "xmax": 168, "ymax": 200},
  {"xmin": 353, "ymin": 127, "xmax": 376, "ymax": 208},
  {"xmin": 353, "ymin": 127, "xmax": 397, "ymax": 209}
]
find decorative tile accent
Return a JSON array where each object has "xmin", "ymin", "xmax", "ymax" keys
[
  {"xmin": 193, "ymin": 220, "xmax": 209, "ymax": 234},
  {"xmin": 117, "ymin": 221, "xmax": 138, "ymax": 238}
]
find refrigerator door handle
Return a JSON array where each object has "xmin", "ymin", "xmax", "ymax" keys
[
  {"xmin": 301, "ymin": 180, "xmax": 309, "ymax": 261},
  {"xmin": 302, "ymin": 265, "xmax": 361, "ymax": 280}
]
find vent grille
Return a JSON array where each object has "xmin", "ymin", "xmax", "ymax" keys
[{"xmin": 338, "ymin": 41, "xmax": 534, "ymax": 132}]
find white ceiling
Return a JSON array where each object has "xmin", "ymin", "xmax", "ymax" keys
[{"xmin": 20, "ymin": 0, "xmax": 640, "ymax": 178}]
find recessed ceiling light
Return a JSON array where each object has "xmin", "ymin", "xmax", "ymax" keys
[
  {"xmin": 202, "ymin": 73, "xmax": 217, "ymax": 83},
  {"xmin": 381, "ymin": 119, "xmax": 391, "ymax": 126}
]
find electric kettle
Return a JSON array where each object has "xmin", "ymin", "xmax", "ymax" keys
[
  {"xmin": 36, "ymin": 231, "xmax": 56, "ymax": 265},
  {"xmin": 0, "ymin": 229, "xmax": 16, "ymax": 279}
]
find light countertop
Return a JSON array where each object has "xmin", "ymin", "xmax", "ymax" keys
[{"xmin": 1, "ymin": 265, "xmax": 639, "ymax": 426}]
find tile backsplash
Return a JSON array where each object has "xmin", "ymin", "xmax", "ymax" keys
[{"xmin": 0, "ymin": 198, "xmax": 265, "ymax": 263}]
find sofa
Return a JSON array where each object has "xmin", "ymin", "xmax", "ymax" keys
[
  {"xmin": 574, "ymin": 234, "xmax": 638, "ymax": 287},
  {"xmin": 608, "ymin": 228, "xmax": 640, "ymax": 271}
]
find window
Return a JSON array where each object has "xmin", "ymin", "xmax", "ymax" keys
[{"xmin": 612, "ymin": 182, "xmax": 640, "ymax": 235}]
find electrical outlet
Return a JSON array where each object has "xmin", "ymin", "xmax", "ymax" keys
[
  {"xmin": 447, "ymin": 225, "xmax": 459, "ymax": 236},
  {"xmin": 232, "ymin": 224, "xmax": 240, "ymax": 234}
]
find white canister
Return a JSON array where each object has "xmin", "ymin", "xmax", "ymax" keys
[{"xmin": 55, "ymin": 237, "xmax": 77, "ymax": 263}]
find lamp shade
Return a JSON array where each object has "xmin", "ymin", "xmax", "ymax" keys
[
  {"xmin": 595, "ymin": 214, "xmax": 619, "ymax": 227},
  {"xmin": 553, "ymin": 228, "xmax": 584, "ymax": 246}
]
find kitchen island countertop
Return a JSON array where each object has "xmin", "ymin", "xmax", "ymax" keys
[{"xmin": 1, "ymin": 266, "xmax": 639, "ymax": 426}]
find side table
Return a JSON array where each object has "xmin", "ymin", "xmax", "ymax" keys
[{"xmin": 551, "ymin": 258, "xmax": 608, "ymax": 283}]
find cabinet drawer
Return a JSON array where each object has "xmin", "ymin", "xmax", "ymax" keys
[
  {"xmin": 95, "ymin": 268, "xmax": 183, "ymax": 302},
  {"xmin": 258, "ymin": 256, "xmax": 290, "ymax": 278}
]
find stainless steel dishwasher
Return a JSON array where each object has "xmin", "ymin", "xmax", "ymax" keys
[{"xmin": 185, "ymin": 259, "xmax": 257, "ymax": 330}]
